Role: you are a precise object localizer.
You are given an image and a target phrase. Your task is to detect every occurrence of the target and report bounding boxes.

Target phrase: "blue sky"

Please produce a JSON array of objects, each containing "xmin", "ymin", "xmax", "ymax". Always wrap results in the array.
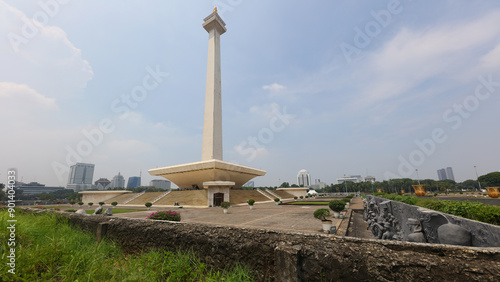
[{"xmin": 1, "ymin": 0, "xmax": 499, "ymax": 187}]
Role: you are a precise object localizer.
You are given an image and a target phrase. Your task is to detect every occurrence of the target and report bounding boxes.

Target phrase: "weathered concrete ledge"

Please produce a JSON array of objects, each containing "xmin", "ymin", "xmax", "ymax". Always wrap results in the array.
[{"xmin": 38, "ymin": 210, "xmax": 500, "ymax": 281}]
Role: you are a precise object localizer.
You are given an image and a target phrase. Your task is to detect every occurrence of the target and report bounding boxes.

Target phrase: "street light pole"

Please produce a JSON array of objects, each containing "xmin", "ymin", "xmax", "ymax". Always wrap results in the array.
[
  {"xmin": 474, "ymin": 166, "xmax": 482, "ymax": 192},
  {"xmin": 416, "ymin": 169, "xmax": 421, "ymax": 185}
]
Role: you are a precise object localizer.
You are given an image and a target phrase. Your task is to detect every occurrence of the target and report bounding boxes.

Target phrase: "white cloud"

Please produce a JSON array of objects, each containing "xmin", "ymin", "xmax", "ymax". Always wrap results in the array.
[
  {"xmin": 262, "ymin": 82, "xmax": 286, "ymax": 91},
  {"xmin": 0, "ymin": 1, "xmax": 93, "ymax": 99},
  {"xmin": 357, "ymin": 10, "xmax": 500, "ymax": 106}
]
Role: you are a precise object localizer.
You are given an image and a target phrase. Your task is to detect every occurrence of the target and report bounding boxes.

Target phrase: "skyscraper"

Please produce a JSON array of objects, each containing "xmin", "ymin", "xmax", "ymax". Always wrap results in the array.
[
  {"xmin": 297, "ymin": 169, "xmax": 311, "ymax": 187},
  {"xmin": 110, "ymin": 172, "xmax": 125, "ymax": 189},
  {"xmin": 66, "ymin": 163, "xmax": 95, "ymax": 191},
  {"xmin": 437, "ymin": 168, "xmax": 447, "ymax": 180},
  {"xmin": 445, "ymin": 167, "xmax": 455, "ymax": 181},
  {"xmin": 127, "ymin": 176, "xmax": 141, "ymax": 189},
  {"xmin": 437, "ymin": 167, "xmax": 455, "ymax": 181}
]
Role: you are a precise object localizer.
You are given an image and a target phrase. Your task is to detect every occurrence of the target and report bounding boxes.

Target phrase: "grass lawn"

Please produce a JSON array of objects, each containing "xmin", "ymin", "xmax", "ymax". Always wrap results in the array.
[
  {"xmin": 0, "ymin": 210, "xmax": 254, "ymax": 281},
  {"xmin": 288, "ymin": 202, "xmax": 329, "ymax": 205}
]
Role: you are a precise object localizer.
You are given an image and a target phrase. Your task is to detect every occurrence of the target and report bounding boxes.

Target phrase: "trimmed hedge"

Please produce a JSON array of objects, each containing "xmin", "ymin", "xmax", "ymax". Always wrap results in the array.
[{"xmin": 382, "ymin": 195, "xmax": 500, "ymax": 226}]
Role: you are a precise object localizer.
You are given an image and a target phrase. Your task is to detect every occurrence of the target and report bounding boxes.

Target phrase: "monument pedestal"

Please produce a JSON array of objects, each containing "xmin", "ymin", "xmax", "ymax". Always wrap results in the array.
[
  {"xmin": 148, "ymin": 8, "xmax": 266, "ymax": 202},
  {"xmin": 204, "ymin": 181, "xmax": 234, "ymax": 207}
]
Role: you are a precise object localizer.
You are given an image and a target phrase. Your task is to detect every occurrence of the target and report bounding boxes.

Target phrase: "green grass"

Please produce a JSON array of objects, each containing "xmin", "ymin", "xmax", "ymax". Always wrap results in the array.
[
  {"xmin": 288, "ymin": 201, "xmax": 329, "ymax": 205},
  {"xmin": 0, "ymin": 210, "xmax": 254, "ymax": 281}
]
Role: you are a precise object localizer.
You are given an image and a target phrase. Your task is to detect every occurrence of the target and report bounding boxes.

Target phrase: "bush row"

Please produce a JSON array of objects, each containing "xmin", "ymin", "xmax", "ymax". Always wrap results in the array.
[{"xmin": 380, "ymin": 195, "xmax": 500, "ymax": 226}]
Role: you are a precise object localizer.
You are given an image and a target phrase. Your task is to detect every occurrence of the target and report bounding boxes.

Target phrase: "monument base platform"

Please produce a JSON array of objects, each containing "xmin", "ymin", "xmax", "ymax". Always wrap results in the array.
[{"xmin": 148, "ymin": 159, "xmax": 266, "ymax": 189}]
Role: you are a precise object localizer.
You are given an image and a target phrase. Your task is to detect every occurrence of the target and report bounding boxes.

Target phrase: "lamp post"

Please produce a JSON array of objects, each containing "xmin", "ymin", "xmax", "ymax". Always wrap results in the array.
[
  {"xmin": 474, "ymin": 166, "xmax": 482, "ymax": 192},
  {"xmin": 416, "ymin": 169, "xmax": 421, "ymax": 185}
]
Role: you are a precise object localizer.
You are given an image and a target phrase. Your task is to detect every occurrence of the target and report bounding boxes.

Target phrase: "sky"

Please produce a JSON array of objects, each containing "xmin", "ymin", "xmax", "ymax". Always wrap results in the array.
[{"xmin": 1, "ymin": 0, "xmax": 500, "ymax": 188}]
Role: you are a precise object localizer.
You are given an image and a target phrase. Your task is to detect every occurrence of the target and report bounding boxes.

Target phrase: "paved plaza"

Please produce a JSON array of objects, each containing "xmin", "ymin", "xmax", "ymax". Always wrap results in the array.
[{"xmin": 112, "ymin": 200, "xmax": 347, "ymax": 234}]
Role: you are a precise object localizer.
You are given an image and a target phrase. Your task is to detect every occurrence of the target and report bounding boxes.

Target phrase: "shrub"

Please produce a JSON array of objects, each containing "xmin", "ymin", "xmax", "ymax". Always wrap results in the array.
[
  {"xmin": 145, "ymin": 202, "xmax": 152, "ymax": 208},
  {"xmin": 221, "ymin": 201, "xmax": 230, "ymax": 209},
  {"xmin": 88, "ymin": 202, "xmax": 93, "ymax": 206},
  {"xmin": 99, "ymin": 202, "xmax": 105, "ymax": 206},
  {"xmin": 111, "ymin": 201, "xmax": 118, "ymax": 207},
  {"xmin": 347, "ymin": 194, "xmax": 355, "ymax": 198},
  {"xmin": 69, "ymin": 200, "xmax": 75, "ymax": 205},
  {"xmin": 342, "ymin": 198, "xmax": 351, "ymax": 203},
  {"xmin": 274, "ymin": 198, "xmax": 280, "ymax": 203},
  {"xmin": 300, "ymin": 196, "xmax": 304, "ymax": 199},
  {"xmin": 313, "ymin": 208, "xmax": 330, "ymax": 221},
  {"xmin": 374, "ymin": 192, "xmax": 385, "ymax": 196},
  {"xmin": 56, "ymin": 201, "xmax": 62, "ymax": 204},
  {"xmin": 305, "ymin": 195, "xmax": 309, "ymax": 198},
  {"xmin": 64, "ymin": 209, "xmax": 77, "ymax": 213},
  {"xmin": 329, "ymin": 200, "xmax": 345, "ymax": 212},
  {"xmin": 147, "ymin": 210, "xmax": 181, "ymax": 221},
  {"xmin": 78, "ymin": 202, "xmax": 83, "ymax": 206},
  {"xmin": 294, "ymin": 196, "xmax": 298, "ymax": 200},
  {"xmin": 247, "ymin": 199, "xmax": 255, "ymax": 206}
]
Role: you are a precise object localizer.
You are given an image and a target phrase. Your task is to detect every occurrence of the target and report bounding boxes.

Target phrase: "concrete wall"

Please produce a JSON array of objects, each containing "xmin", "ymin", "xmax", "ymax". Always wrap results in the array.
[
  {"xmin": 56, "ymin": 212, "xmax": 500, "ymax": 282},
  {"xmin": 277, "ymin": 188, "xmax": 307, "ymax": 198},
  {"xmin": 80, "ymin": 191, "xmax": 131, "ymax": 204},
  {"xmin": 366, "ymin": 196, "xmax": 500, "ymax": 247}
]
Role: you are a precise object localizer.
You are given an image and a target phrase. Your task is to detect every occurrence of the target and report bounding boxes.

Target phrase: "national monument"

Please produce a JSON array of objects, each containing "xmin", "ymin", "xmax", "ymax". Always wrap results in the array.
[{"xmin": 148, "ymin": 7, "xmax": 266, "ymax": 207}]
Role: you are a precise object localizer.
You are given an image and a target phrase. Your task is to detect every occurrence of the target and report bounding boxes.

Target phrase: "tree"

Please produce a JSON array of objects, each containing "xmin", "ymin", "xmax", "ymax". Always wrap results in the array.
[
  {"xmin": 479, "ymin": 172, "xmax": 500, "ymax": 187},
  {"xmin": 291, "ymin": 184, "xmax": 299, "ymax": 188},
  {"xmin": 279, "ymin": 182, "xmax": 290, "ymax": 188}
]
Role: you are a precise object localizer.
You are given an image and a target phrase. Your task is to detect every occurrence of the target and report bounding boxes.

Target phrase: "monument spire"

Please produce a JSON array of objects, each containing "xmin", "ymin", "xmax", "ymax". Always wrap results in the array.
[{"xmin": 201, "ymin": 8, "xmax": 226, "ymax": 161}]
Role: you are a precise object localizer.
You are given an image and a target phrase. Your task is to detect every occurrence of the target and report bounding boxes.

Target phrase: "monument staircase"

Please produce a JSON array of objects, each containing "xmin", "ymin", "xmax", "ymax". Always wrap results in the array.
[
  {"xmin": 151, "ymin": 191, "xmax": 171, "ymax": 204},
  {"xmin": 266, "ymin": 189, "xmax": 281, "ymax": 199},
  {"xmin": 106, "ymin": 192, "xmax": 139, "ymax": 204},
  {"xmin": 123, "ymin": 191, "xmax": 145, "ymax": 204},
  {"xmin": 273, "ymin": 190, "xmax": 295, "ymax": 199},
  {"xmin": 229, "ymin": 190, "xmax": 271, "ymax": 205},
  {"xmin": 126, "ymin": 192, "xmax": 166, "ymax": 205},
  {"xmin": 154, "ymin": 190, "xmax": 208, "ymax": 206},
  {"xmin": 256, "ymin": 188, "xmax": 275, "ymax": 200}
]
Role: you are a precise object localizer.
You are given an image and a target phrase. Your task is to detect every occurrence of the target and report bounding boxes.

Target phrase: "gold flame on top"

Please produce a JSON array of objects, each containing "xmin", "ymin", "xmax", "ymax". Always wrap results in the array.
[{"xmin": 213, "ymin": 6, "xmax": 217, "ymax": 13}]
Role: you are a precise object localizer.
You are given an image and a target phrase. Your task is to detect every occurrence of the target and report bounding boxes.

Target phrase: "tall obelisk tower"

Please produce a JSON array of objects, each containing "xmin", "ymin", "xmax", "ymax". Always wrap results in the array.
[{"xmin": 201, "ymin": 7, "xmax": 226, "ymax": 161}]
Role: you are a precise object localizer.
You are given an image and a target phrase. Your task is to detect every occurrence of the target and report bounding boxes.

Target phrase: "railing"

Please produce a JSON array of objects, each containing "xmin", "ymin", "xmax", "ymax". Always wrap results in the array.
[
  {"xmin": 256, "ymin": 188, "xmax": 274, "ymax": 200},
  {"xmin": 123, "ymin": 191, "xmax": 145, "ymax": 204},
  {"xmin": 151, "ymin": 191, "xmax": 171, "ymax": 204},
  {"xmin": 266, "ymin": 189, "xmax": 280, "ymax": 199}
]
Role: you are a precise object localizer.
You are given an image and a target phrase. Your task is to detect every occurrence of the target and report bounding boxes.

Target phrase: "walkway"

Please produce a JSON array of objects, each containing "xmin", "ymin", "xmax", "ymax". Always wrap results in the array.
[{"xmin": 112, "ymin": 201, "xmax": 342, "ymax": 234}]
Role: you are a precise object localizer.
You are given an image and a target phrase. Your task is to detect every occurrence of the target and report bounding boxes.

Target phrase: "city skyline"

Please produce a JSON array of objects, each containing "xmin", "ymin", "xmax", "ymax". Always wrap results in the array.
[{"xmin": 2, "ymin": 1, "xmax": 500, "ymax": 187}]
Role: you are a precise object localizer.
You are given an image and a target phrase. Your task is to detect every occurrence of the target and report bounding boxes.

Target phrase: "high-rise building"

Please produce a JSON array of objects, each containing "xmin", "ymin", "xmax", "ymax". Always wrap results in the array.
[
  {"xmin": 150, "ymin": 179, "xmax": 171, "ymax": 189},
  {"xmin": 297, "ymin": 169, "xmax": 311, "ymax": 187},
  {"xmin": 445, "ymin": 167, "xmax": 455, "ymax": 181},
  {"xmin": 437, "ymin": 167, "xmax": 455, "ymax": 181},
  {"xmin": 337, "ymin": 175, "xmax": 363, "ymax": 184},
  {"xmin": 127, "ymin": 176, "xmax": 141, "ymax": 189},
  {"xmin": 110, "ymin": 172, "xmax": 125, "ymax": 188},
  {"xmin": 94, "ymin": 178, "xmax": 111, "ymax": 190},
  {"xmin": 310, "ymin": 179, "xmax": 326, "ymax": 190},
  {"xmin": 66, "ymin": 163, "xmax": 95, "ymax": 191},
  {"xmin": 437, "ymin": 168, "xmax": 446, "ymax": 180},
  {"xmin": 365, "ymin": 176, "xmax": 376, "ymax": 183}
]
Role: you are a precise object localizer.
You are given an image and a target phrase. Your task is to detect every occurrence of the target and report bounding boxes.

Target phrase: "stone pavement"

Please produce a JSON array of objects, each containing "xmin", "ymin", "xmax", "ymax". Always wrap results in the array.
[{"xmin": 112, "ymin": 201, "xmax": 342, "ymax": 234}]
